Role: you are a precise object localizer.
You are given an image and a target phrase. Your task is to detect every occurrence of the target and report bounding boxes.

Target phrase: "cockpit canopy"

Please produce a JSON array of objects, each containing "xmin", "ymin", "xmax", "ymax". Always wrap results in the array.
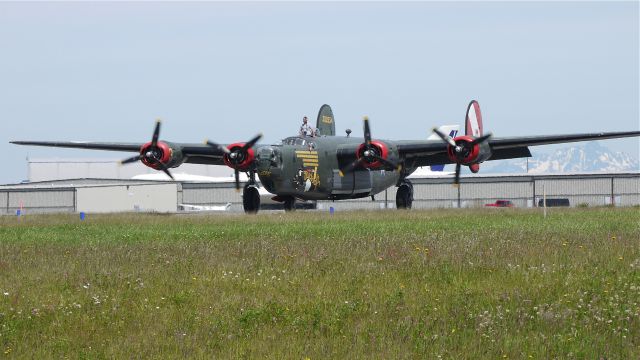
[{"xmin": 282, "ymin": 137, "xmax": 309, "ymax": 146}]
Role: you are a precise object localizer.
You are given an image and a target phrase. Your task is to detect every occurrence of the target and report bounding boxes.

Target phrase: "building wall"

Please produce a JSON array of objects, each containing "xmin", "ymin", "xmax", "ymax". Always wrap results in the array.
[
  {"xmin": 76, "ymin": 184, "xmax": 178, "ymax": 213},
  {"xmin": 1, "ymin": 173, "xmax": 638, "ymax": 214},
  {"xmin": 0, "ymin": 190, "xmax": 75, "ymax": 215}
]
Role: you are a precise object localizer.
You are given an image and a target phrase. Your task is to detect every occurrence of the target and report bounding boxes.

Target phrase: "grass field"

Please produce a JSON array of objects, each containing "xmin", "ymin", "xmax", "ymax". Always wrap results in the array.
[{"xmin": 0, "ymin": 208, "xmax": 639, "ymax": 359}]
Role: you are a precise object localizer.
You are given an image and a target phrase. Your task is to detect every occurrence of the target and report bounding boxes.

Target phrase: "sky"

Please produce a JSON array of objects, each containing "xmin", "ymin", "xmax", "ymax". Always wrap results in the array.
[{"xmin": 0, "ymin": 1, "xmax": 638, "ymax": 183}]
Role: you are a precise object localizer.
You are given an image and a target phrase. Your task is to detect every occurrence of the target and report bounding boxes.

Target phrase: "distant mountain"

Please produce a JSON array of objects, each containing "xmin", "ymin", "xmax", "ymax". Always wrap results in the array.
[{"xmin": 481, "ymin": 142, "xmax": 639, "ymax": 174}]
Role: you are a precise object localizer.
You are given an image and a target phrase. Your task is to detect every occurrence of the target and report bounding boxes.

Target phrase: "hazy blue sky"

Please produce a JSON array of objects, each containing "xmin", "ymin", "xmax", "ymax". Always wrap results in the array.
[{"xmin": 1, "ymin": 1, "xmax": 638, "ymax": 183}]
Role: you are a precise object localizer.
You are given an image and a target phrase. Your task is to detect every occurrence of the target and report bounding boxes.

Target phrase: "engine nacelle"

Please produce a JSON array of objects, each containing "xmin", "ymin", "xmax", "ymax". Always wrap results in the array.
[
  {"xmin": 139, "ymin": 141, "xmax": 184, "ymax": 170},
  {"xmin": 446, "ymin": 135, "xmax": 492, "ymax": 165},
  {"xmin": 223, "ymin": 142, "xmax": 256, "ymax": 171},
  {"xmin": 356, "ymin": 140, "xmax": 389, "ymax": 169}
]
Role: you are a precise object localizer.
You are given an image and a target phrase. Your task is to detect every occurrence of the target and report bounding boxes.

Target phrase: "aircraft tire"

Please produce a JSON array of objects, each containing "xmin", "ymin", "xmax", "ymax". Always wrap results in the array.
[
  {"xmin": 396, "ymin": 183, "xmax": 413, "ymax": 210},
  {"xmin": 283, "ymin": 196, "xmax": 296, "ymax": 212},
  {"xmin": 243, "ymin": 185, "xmax": 260, "ymax": 214}
]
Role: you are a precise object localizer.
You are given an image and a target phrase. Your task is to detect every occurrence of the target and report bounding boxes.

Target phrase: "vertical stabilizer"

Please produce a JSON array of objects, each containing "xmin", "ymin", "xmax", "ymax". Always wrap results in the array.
[
  {"xmin": 316, "ymin": 104, "xmax": 335, "ymax": 136},
  {"xmin": 465, "ymin": 100, "xmax": 483, "ymax": 137}
]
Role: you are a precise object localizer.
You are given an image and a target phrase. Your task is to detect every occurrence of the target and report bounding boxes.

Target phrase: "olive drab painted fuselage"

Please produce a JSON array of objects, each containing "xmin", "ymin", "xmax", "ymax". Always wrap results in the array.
[{"xmin": 255, "ymin": 136, "xmax": 402, "ymax": 201}]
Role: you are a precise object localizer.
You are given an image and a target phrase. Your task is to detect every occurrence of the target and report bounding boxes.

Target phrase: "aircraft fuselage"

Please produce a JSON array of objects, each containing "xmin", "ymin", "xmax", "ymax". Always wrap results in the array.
[{"xmin": 255, "ymin": 136, "xmax": 401, "ymax": 201}]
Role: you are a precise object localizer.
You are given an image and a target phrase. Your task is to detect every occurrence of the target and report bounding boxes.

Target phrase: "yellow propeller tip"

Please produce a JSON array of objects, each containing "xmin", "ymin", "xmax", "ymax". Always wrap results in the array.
[
  {"xmin": 338, "ymin": 171, "xmax": 344, "ymax": 177},
  {"xmin": 363, "ymin": 116, "xmax": 369, "ymax": 121},
  {"xmin": 203, "ymin": 139, "xmax": 209, "ymax": 144}
]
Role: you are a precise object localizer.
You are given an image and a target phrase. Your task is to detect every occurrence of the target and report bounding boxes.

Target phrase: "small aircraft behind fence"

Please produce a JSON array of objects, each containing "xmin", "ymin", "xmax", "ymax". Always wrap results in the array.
[{"xmin": 11, "ymin": 101, "xmax": 640, "ymax": 213}]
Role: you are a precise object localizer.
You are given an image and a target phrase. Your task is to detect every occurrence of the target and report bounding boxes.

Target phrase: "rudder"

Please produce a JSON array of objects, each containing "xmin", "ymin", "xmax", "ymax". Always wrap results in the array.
[
  {"xmin": 465, "ymin": 100, "xmax": 483, "ymax": 137},
  {"xmin": 316, "ymin": 104, "xmax": 335, "ymax": 136}
]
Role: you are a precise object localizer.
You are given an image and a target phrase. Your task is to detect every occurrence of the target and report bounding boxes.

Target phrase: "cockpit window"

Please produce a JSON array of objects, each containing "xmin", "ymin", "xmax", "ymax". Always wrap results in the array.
[{"xmin": 283, "ymin": 137, "xmax": 307, "ymax": 146}]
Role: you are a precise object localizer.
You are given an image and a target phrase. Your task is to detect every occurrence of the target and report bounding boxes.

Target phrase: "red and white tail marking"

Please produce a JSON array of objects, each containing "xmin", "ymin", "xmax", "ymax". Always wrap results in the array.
[{"xmin": 465, "ymin": 100, "xmax": 483, "ymax": 137}]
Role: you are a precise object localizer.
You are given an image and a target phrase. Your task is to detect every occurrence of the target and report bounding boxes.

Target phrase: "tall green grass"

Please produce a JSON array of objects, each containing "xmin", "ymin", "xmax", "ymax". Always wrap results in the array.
[{"xmin": 1, "ymin": 208, "xmax": 638, "ymax": 358}]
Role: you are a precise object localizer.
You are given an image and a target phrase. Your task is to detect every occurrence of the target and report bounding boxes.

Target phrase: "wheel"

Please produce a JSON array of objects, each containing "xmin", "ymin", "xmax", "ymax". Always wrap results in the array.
[
  {"xmin": 396, "ymin": 183, "xmax": 413, "ymax": 210},
  {"xmin": 242, "ymin": 185, "xmax": 260, "ymax": 214},
  {"xmin": 283, "ymin": 196, "xmax": 296, "ymax": 212}
]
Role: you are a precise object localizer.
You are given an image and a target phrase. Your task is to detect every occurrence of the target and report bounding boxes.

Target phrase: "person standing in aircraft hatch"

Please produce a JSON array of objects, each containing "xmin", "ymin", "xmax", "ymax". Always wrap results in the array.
[{"xmin": 299, "ymin": 116, "xmax": 315, "ymax": 137}]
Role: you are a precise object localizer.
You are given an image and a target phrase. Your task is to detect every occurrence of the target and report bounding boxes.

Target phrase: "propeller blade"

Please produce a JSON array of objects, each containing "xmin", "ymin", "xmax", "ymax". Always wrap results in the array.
[
  {"xmin": 150, "ymin": 158, "xmax": 174, "ymax": 180},
  {"xmin": 144, "ymin": 152, "xmax": 174, "ymax": 180},
  {"xmin": 363, "ymin": 116, "xmax": 372, "ymax": 146},
  {"xmin": 241, "ymin": 133, "xmax": 263, "ymax": 151},
  {"xmin": 161, "ymin": 168, "xmax": 174, "ymax": 180},
  {"xmin": 454, "ymin": 163, "xmax": 461, "ymax": 185},
  {"xmin": 205, "ymin": 140, "xmax": 231, "ymax": 154},
  {"xmin": 432, "ymin": 127, "xmax": 457, "ymax": 147},
  {"xmin": 470, "ymin": 133, "xmax": 492, "ymax": 146},
  {"xmin": 151, "ymin": 119, "xmax": 161, "ymax": 146},
  {"xmin": 339, "ymin": 158, "xmax": 365, "ymax": 176},
  {"xmin": 120, "ymin": 154, "xmax": 142, "ymax": 165},
  {"xmin": 371, "ymin": 155, "xmax": 401, "ymax": 172},
  {"xmin": 234, "ymin": 168, "xmax": 240, "ymax": 191}
]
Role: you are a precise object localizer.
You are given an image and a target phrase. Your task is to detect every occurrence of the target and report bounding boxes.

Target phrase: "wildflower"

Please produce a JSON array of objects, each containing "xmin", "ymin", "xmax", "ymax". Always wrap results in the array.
[{"xmin": 3, "ymin": 292, "xmax": 8, "ymax": 296}]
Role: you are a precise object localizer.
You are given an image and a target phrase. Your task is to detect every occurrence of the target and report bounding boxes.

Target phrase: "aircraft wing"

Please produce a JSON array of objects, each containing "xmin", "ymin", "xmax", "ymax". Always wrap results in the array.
[
  {"xmin": 10, "ymin": 140, "xmax": 229, "ymax": 165},
  {"xmin": 397, "ymin": 131, "xmax": 640, "ymax": 167}
]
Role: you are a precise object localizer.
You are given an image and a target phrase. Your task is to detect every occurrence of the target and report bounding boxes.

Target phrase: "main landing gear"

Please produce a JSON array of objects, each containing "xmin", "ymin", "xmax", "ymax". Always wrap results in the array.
[
  {"xmin": 282, "ymin": 196, "xmax": 296, "ymax": 212},
  {"xmin": 242, "ymin": 172, "xmax": 260, "ymax": 214},
  {"xmin": 396, "ymin": 180, "xmax": 414, "ymax": 210}
]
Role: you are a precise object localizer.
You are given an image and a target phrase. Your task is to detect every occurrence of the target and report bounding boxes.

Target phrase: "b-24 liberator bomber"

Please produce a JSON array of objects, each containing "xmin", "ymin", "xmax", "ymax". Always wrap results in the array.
[{"xmin": 11, "ymin": 101, "xmax": 640, "ymax": 213}]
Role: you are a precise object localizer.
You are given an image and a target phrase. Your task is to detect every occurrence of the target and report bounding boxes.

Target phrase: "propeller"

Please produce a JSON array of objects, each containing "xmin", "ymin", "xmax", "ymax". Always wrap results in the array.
[
  {"xmin": 431, "ymin": 127, "xmax": 492, "ymax": 185},
  {"xmin": 205, "ymin": 133, "xmax": 262, "ymax": 190},
  {"xmin": 120, "ymin": 120, "xmax": 174, "ymax": 180},
  {"xmin": 339, "ymin": 117, "xmax": 401, "ymax": 176}
]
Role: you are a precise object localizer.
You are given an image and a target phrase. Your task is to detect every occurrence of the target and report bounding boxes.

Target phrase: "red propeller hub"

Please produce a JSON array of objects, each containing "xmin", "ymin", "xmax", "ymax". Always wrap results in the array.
[
  {"xmin": 447, "ymin": 136, "xmax": 480, "ymax": 165},
  {"xmin": 223, "ymin": 142, "xmax": 255, "ymax": 171},
  {"xmin": 139, "ymin": 141, "xmax": 172, "ymax": 170},
  {"xmin": 356, "ymin": 140, "xmax": 389, "ymax": 169}
]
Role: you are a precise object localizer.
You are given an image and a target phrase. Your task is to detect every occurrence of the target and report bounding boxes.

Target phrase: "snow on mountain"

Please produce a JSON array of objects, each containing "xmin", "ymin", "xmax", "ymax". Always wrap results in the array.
[{"xmin": 481, "ymin": 142, "xmax": 639, "ymax": 174}]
